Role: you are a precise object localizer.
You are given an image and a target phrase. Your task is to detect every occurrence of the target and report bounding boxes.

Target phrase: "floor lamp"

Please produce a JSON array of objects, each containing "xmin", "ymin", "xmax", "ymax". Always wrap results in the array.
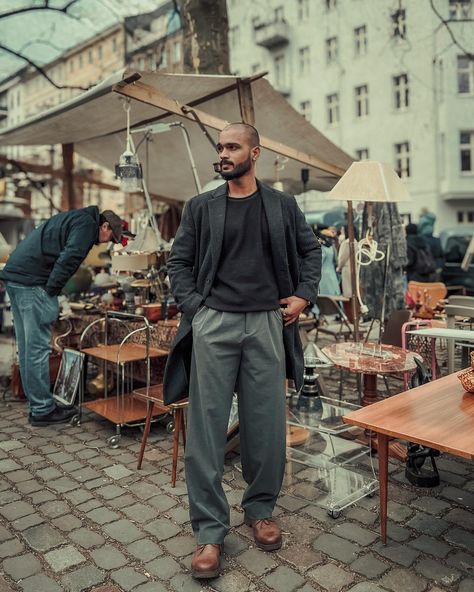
[{"xmin": 327, "ymin": 161, "xmax": 411, "ymax": 342}]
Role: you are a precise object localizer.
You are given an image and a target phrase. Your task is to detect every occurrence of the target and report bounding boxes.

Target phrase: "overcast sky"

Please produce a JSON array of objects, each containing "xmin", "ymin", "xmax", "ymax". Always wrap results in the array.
[{"xmin": 0, "ymin": 0, "xmax": 161, "ymax": 80}]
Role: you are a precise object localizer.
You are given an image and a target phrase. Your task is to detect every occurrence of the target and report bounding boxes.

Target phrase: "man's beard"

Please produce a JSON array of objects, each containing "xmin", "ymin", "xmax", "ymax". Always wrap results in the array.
[{"xmin": 219, "ymin": 155, "xmax": 252, "ymax": 180}]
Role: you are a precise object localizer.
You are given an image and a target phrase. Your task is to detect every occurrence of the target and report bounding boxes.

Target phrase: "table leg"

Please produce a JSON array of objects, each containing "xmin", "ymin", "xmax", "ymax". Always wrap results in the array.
[
  {"xmin": 362, "ymin": 373, "xmax": 378, "ymax": 406},
  {"xmin": 378, "ymin": 432, "xmax": 389, "ymax": 545}
]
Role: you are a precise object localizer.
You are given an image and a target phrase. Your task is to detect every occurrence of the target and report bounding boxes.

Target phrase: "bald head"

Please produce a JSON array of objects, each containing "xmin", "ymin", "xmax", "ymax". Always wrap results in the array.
[{"xmin": 221, "ymin": 123, "xmax": 260, "ymax": 148}]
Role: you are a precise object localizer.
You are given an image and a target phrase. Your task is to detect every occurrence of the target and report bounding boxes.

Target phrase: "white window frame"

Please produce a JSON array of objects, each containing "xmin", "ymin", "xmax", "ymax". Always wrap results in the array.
[
  {"xmin": 326, "ymin": 37, "xmax": 338, "ymax": 64},
  {"xmin": 326, "ymin": 93, "xmax": 339, "ymax": 125},
  {"xmin": 355, "ymin": 148, "xmax": 369, "ymax": 160},
  {"xmin": 460, "ymin": 130, "xmax": 474, "ymax": 173},
  {"xmin": 457, "ymin": 56, "xmax": 474, "ymax": 94},
  {"xmin": 172, "ymin": 40, "xmax": 181, "ymax": 64},
  {"xmin": 274, "ymin": 54, "xmax": 286, "ymax": 87},
  {"xmin": 449, "ymin": 0, "xmax": 472, "ymax": 19},
  {"xmin": 300, "ymin": 100, "xmax": 312, "ymax": 121},
  {"xmin": 298, "ymin": 0, "xmax": 310, "ymax": 21},
  {"xmin": 355, "ymin": 84, "xmax": 369, "ymax": 117},
  {"xmin": 395, "ymin": 142, "xmax": 411, "ymax": 178},
  {"xmin": 326, "ymin": 0, "xmax": 337, "ymax": 10},
  {"xmin": 393, "ymin": 73, "xmax": 409, "ymax": 109},
  {"xmin": 391, "ymin": 9, "xmax": 406, "ymax": 38},
  {"xmin": 229, "ymin": 26, "xmax": 240, "ymax": 49},
  {"xmin": 299, "ymin": 46, "xmax": 310, "ymax": 75},
  {"xmin": 354, "ymin": 25, "xmax": 367, "ymax": 56}
]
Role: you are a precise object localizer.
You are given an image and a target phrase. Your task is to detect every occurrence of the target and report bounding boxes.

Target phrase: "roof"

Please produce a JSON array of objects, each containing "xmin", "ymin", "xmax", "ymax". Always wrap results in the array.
[{"xmin": 0, "ymin": 70, "xmax": 354, "ymax": 202}]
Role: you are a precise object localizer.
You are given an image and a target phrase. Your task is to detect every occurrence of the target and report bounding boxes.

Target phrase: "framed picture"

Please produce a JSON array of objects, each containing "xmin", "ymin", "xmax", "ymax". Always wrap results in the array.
[{"xmin": 53, "ymin": 348, "xmax": 85, "ymax": 407}]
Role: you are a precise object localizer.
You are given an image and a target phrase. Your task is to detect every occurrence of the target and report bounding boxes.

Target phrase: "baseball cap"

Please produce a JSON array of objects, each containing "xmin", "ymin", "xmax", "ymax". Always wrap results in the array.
[{"xmin": 101, "ymin": 210, "xmax": 135, "ymax": 244}]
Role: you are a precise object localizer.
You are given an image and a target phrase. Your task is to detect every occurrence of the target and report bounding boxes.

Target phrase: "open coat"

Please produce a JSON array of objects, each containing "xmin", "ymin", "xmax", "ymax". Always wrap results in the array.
[{"xmin": 162, "ymin": 181, "xmax": 322, "ymax": 405}]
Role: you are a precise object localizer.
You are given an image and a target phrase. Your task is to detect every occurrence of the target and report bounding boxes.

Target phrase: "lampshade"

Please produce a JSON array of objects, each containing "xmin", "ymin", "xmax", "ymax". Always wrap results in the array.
[
  {"xmin": 123, "ymin": 224, "xmax": 171, "ymax": 253},
  {"xmin": 327, "ymin": 161, "xmax": 411, "ymax": 203}
]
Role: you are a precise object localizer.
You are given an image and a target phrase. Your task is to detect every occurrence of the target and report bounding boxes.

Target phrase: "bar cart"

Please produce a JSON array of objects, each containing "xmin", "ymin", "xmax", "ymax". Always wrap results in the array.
[{"xmin": 76, "ymin": 311, "xmax": 169, "ymax": 447}]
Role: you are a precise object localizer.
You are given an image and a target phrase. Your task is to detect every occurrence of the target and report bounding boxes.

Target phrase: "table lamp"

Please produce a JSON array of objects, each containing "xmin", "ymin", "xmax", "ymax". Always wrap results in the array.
[{"xmin": 327, "ymin": 161, "xmax": 411, "ymax": 340}]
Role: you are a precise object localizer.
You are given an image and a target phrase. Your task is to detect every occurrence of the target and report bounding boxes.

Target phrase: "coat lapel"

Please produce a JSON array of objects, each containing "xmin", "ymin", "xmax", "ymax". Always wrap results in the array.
[
  {"xmin": 259, "ymin": 182, "xmax": 293, "ymax": 296},
  {"xmin": 208, "ymin": 183, "xmax": 228, "ymax": 271}
]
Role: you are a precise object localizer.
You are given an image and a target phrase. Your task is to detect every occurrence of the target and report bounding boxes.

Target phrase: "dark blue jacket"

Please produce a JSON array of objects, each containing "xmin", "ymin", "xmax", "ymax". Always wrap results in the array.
[{"xmin": 2, "ymin": 206, "xmax": 99, "ymax": 295}]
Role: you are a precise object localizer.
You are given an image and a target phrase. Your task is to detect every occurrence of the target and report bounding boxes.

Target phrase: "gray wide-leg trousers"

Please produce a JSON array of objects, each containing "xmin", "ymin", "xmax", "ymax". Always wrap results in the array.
[{"xmin": 185, "ymin": 307, "xmax": 287, "ymax": 544}]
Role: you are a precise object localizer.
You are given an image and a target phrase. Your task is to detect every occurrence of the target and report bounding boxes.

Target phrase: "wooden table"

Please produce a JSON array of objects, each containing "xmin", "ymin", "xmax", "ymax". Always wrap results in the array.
[{"xmin": 342, "ymin": 372, "xmax": 474, "ymax": 543}]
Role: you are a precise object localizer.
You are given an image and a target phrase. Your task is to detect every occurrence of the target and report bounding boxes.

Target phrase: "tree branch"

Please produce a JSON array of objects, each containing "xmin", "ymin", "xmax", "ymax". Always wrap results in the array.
[
  {"xmin": 0, "ymin": 0, "xmax": 82, "ymax": 21},
  {"xmin": 429, "ymin": 0, "xmax": 474, "ymax": 60},
  {"xmin": 0, "ymin": 44, "xmax": 91, "ymax": 91}
]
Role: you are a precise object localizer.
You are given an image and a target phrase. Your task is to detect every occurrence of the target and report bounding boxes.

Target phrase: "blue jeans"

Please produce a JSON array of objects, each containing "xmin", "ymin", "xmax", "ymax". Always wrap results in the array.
[{"xmin": 6, "ymin": 283, "xmax": 59, "ymax": 416}]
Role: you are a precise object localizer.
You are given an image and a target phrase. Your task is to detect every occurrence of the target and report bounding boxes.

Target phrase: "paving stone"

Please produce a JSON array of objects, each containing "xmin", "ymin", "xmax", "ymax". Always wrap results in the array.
[
  {"xmin": 47, "ymin": 451, "xmax": 75, "ymax": 464},
  {"xmin": 213, "ymin": 570, "xmax": 252, "ymax": 592},
  {"xmin": 331, "ymin": 522, "xmax": 378, "ymax": 546},
  {"xmin": 224, "ymin": 532, "xmax": 249, "ymax": 556},
  {"xmin": 61, "ymin": 566, "xmax": 106, "ymax": 592},
  {"xmin": 415, "ymin": 558, "xmax": 462, "ymax": 586},
  {"xmin": 39, "ymin": 500, "xmax": 70, "ymax": 518},
  {"xmin": 90, "ymin": 545, "xmax": 128, "ymax": 569},
  {"xmin": 62, "ymin": 461, "xmax": 86, "ymax": 472},
  {"xmin": 312, "ymin": 533, "xmax": 361, "ymax": 563},
  {"xmin": 76, "ymin": 448, "xmax": 100, "ymax": 459},
  {"xmin": 51, "ymin": 514, "xmax": 83, "ymax": 532},
  {"xmin": 347, "ymin": 584, "xmax": 387, "ymax": 592},
  {"xmin": 121, "ymin": 503, "xmax": 158, "ymax": 523},
  {"xmin": 103, "ymin": 464, "xmax": 134, "ymax": 480},
  {"xmin": 127, "ymin": 538, "xmax": 163, "ymax": 562},
  {"xmin": 459, "ymin": 580, "xmax": 474, "ymax": 592},
  {"xmin": 71, "ymin": 467, "xmax": 103, "ymax": 483},
  {"xmin": 344, "ymin": 506, "xmax": 378, "ymax": 526},
  {"xmin": 20, "ymin": 454, "xmax": 46, "ymax": 466},
  {"xmin": 84, "ymin": 477, "xmax": 109, "ymax": 489},
  {"xmin": 127, "ymin": 481, "xmax": 160, "ymax": 500},
  {"xmin": 106, "ymin": 494, "xmax": 137, "ymax": 509},
  {"xmin": 144, "ymin": 518, "xmax": 181, "ymax": 541},
  {"xmin": 86, "ymin": 507, "xmax": 120, "ymax": 525},
  {"xmin": 387, "ymin": 500, "xmax": 414, "ymax": 522},
  {"xmin": 445, "ymin": 551, "xmax": 474, "ymax": 575},
  {"xmin": 0, "ymin": 501, "xmax": 35, "ymax": 521},
  {"xmin": 103, "ymin": 519, "xmax": 146, "ymax": 544},
  {"xmin": 11, "ymin": 512, "xmax": 44, "ymax": 531},
  {"xmin": 3, "ymin": 552, "xmax": 42, "ymax": 580},
  {"xmin": 96, "ymin": 484, "xmax": 126, "ymax": 499},
  {"xmin": 373, "ymin": 540, "xmax": 421, "ymax": 567},
  {"xmin": 278, "ymin": 515, "xmax": 323, "ymax": 545},
  {"xmin": 0, "ymin": 538, "xmax": 24, "ymax": 559},
  {"xmin": 445, "ymin": 508, "xmax": 474, "ymax": 531},
  {"xmin": 0, "ymin": 526, "xmax": 11, "ymax": 543},
  {"xmin": 386, "ymin": 521, "xmax": 411, "ymax": 542},
  {"xmin": 63, "ymin": 488, "xmax": 92, "ymax": 505},
  {"xmin": 15, "ymin": 480, "xmax": 43, "ymax": 494},
  {"xmin": 234, "ymin": 547, "xmax": 277, "ymax": 576},
  {"xmin": 21, "ymin": 523, "xmax": 66, "ymax": 552},
  {"xmin": 169, "ymin": 573, "xmax": 204, "ymax": 591},
  {"xmin": 438, "ymin": 470, "xmax": 467, "ymax": 487},
  {"xmin": 381, "ymin": 567, "xmax": 428, "ymax": 592},
  {"xmin": 263, "ymin": 565, "xmax": 305, "ymax": 592},
  {"xmin": 69, "ymin": 528, "xmax": 105, "ymax": 549},
  {"xmin": 0, "ymin": 441, "xmax": 25, "ymax": 451},
  {"xmin": 19, "ymin": 574, "xmax": 62, "ymax": 592},
  {"xmin": 76, "ymin": 499, "xmax": 102, "ymax": 513},
  {"xmin": 45, "ymin": 545, "xmax": 86, "ymax": 572},
  {"xmin": 277, "ymin": 545, "xmax": 323, "ymax": 572},
  {"xmin": 0, "ymin": 490, "xmax": 21, "ymax": 505},
  {"xmin": 134, "ymin": 582, "xmax": 167, "ymax": 592},
  {"xmin": 91, "ymin": 586, "xmax": 124, "ymax": 592},
  {"xmin": 308, "ymin": 563, "xmax": 354, "ymax": 591},
  {"xmin": 350, "ymin": 552, "xmax": 390, "ymax": 579},
  {"xmin": 408, "ymin": 534, "xmax": 452, "ymax": 558},
  {"xmin": 277, "ymin": 495, "xmax": 309, "ymax": 512},
  {"xmin": 147, "ymin": 494, "xmax": 178, "ymax": 512},
  {"xmin": 161, "ymin": 482, "xmax": 188, "ymax": 496},
  {"xmin": 49, "ymin": 476, "xmax": 78, "ymax": 493},
  {"xmin": 35, "ymin": 466, "xmax": 63, "ymax": 480},
  {"xmin": 406, "ymin": 513, "xmax": 450, "ymax": 537},
  {"xmin": 440, "ymin": 487, "xmax": 474, "ymax": 509},
  {"xmin": 145, "ymin": 555, "xmax": 182, "ymax": 579},
  {"xmin": 411, "ymin": 497, "xmax": 451, "ymax": 516},
  {"xmin": 111, "ymin": 567, "xmax": 148, "ymax": 591},
  {"xmin": 444, "ymin": 527, "xmax": 473, "ymax": 550},
  {"xmin": 0, "ymin": 459, "xmax": 21, "ymax": 472},
  {"xmin": 6, "ymin": 470, "xmax": 34, "ymax": 483},
  {"xmin": 162, "ymin": 535, "xmax": 196, "ymax": 557},
  {"xmin": 296, "ymin": 585, "xmax": 319, "ymax": 592}
]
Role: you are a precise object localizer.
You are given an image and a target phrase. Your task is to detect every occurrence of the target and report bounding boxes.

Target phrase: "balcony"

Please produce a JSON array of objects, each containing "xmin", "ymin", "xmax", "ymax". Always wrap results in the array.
[
  {"xmin": 0, "ymin": 105, "xmax": 7, "ymax": 121},
  {"xmin": 255, "ymin": 20, "xmax": 290, "ymax": 49}
]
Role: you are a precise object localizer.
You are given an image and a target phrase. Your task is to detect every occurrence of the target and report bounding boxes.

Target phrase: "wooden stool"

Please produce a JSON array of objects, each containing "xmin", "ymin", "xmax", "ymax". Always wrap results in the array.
[{"xmin": 133, "ymin": 385, "xmax": 188, "ymax": 487}]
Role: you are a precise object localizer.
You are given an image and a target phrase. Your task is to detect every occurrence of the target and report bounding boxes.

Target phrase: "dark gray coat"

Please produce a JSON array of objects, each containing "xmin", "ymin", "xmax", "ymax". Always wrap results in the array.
[{"xmin": 163, "ymin": 181, "xmax": 321, "ymax": 405}]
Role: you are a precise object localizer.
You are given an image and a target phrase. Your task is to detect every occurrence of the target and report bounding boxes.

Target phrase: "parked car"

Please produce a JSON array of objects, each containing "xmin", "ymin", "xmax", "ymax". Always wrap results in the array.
[{"xmin": 440, "ymin": 225, "xmax": 474, "ymax": 294}]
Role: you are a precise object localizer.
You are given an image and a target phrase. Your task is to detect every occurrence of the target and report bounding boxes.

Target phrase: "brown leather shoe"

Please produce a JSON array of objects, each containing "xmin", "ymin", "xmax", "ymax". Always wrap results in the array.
[
  {"xmin": 245, "ymin": 517, "xmax": 282, "ymax": 551},
  {"xmin": 191, "ymin": 543, "xmax": 222, "ymax": 579}
]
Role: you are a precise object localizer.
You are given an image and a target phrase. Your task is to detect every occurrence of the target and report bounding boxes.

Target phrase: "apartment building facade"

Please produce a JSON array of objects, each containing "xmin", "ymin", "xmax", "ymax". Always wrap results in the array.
[{"xmin": 227, "ymin": 0, "xmax": 474, "ymax": 230}]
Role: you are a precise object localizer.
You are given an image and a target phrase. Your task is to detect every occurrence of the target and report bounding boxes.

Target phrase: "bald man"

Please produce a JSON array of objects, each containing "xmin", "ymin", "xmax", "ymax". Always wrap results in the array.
[{"xmin": 164, "ymin": 123, "xmax": 321, "ymax": 579}]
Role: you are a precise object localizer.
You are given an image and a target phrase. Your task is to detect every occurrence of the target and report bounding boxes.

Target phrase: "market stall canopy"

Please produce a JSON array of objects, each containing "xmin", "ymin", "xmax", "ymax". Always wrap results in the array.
[{"xmin": 0, "ymin": 70, "xmax": 353, "ymax": 201}]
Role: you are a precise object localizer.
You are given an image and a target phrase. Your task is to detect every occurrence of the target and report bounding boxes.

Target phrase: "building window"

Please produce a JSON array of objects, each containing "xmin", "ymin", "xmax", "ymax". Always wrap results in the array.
[
  {"xmin": 326, "ymin": 37, "xmax": 338, "ymax": 64},
  {"xmin": 326, "ymin": 93, "xmax": 339, "ymax": 125},
  {"xmin": 274, "ymin": 54, "xmax": 286, "ymax": 87},
  {"xmin": 79, "ymin": 54, "xmax": 83, "ymax": 68},
  {"xmin": 69, "ymin": 60, "xmax": 74, "ymax": 72},
  {"xmin": 458, "ymin": 56, "xmax": 474, "ymax": 94},
  {"xmin": 97, "ymin": 45, "xmax": 103, "ymax": 59},
  {"xmin": 300, "ymin": 100, "xmax": 312, "ymax": 121},
  {"xmin": 355, "ymin": 148, "xmax": 369, "ymax": 160},
  {"xmin": 355, "ymin": 84, "xmax": 369, "ymax": 117},
  {"xmin": 112, "ymin": 37, "xmax": 117, "ymax": 52},
  {"xmin": 460, "ymin": 131, "xmax": 474, "ymax": 172},
  {"xmin": 395, "ymin": 142, "xmax": 411, "ymax": 178},
  {"xmin": 299, "ymin": 46, "xmax": 310, "ymax": 75},
  {"xmin": 449, "ymin": 0, "xmax": 472, "ymax": 19},
  {"xmin": 298, "ymin": 0, "xmax": 310, "ymax": 21},
  {"xmin": 274, "ymin": 6, "xmax": 284, "ymax": 21},
  {"xmin": 393, "ymin": 73, "xmax": 409, "ymax": 109},
  {"xmin": 391, "ymin": 9, "xmax": 406, "ymax": 38},
  {"xmin": 354, "ymin": 25, "xmax": 367, "ymax": 56},
  {"xmin": 88, "ymin": 49, "xmax": 93, "ymax": 64},
  {"xmin": 172, "ymin": 41, "xmax": 181, "ymax": 64},
  {"xmin": 160, "ymin": 47, "xmax": 168, "ymax": 68},
  {"xmin": 326, "ymin": 0, "xmax": 337, "ymax": 10},
  {"xmin": 229, "ymin": 25, "xmax": 240, "ymax": 49},
  {"xmin": 458, "ymin": 210, "xmax": 474, "ymax": 222}
]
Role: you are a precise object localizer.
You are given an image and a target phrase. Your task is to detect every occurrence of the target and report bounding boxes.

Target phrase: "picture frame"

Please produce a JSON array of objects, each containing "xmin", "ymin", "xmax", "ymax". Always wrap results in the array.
[{"xmin": 53, "ymin": 348, "xmax": 85, "ymax": 407}]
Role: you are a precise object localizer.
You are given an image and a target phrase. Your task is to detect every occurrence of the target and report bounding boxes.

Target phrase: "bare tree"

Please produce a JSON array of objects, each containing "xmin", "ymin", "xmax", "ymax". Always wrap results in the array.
[{"xmin": 177, "ymin": 0, "xmax": 230, "ymax": 75}]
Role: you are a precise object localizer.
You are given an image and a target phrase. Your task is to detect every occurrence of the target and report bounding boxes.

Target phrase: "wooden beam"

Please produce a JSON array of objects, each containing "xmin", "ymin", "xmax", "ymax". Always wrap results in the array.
[
  {"xmin": 112, "ymin": 80, "xmax": 346, "ymax": 178},
  {"xmin": 236, "ymin": 78, "xmax": 255, "ymax": 125}
]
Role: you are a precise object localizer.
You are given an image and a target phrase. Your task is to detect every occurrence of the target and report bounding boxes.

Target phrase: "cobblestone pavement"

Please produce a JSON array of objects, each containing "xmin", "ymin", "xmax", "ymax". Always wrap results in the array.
[{"xmin": 0, "ymin": 331, "xmax": 473, "ymax": 592}]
